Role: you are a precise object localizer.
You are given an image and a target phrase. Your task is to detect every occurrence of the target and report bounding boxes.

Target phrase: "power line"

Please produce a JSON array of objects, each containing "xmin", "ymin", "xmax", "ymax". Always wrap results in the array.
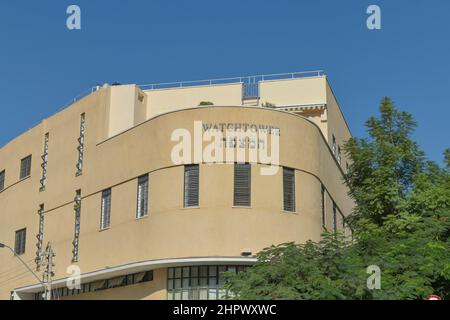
[
  {"xmin": 0, "ymin": 258, "xmax": 36, "ymax": 279},
  {"xmin": 1, "ymin": 242, "xmax": 60, "ymax": 300},
  {"xmin": 0, "ymin": 270, "xmax": 33, "ymax": 288}
]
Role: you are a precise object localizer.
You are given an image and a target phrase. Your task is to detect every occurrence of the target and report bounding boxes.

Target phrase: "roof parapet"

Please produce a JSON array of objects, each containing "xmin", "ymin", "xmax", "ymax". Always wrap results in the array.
[{"xmin": 139, "ymin": 70, "xmax": 324, "ymax": 91}]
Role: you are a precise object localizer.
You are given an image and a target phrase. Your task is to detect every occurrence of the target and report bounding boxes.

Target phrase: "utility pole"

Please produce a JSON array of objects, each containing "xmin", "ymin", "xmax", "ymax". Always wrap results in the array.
[
  {"xmin": 0, "ymin": 242, "xmax": 47, "ymax": 300},
  {"xmin": 42, "ymin": 242, "xmax": 55, "ymax": 300}
]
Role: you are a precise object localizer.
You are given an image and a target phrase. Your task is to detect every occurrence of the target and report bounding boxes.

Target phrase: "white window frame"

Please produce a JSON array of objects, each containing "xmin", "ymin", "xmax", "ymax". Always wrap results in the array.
[
  {"xmin": 136, "ymin": 175, "xmax": 149, "ymax": 218},
  {"xmin": 100, "ymin": 189, "xmax": 111, "ymax": 230}
]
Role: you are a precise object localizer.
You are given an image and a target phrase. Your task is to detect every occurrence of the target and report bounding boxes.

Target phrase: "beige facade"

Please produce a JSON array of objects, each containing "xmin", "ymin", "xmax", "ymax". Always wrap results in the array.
[{"xmin": 0, "ymin": 72, "xmax": 353, "ymax": 300}]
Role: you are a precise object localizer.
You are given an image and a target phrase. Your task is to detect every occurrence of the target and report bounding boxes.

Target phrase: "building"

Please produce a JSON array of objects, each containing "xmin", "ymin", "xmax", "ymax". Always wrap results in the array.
[{"xmin": 0, "ymin": 71, "xmax": 353, "ymax": 300}]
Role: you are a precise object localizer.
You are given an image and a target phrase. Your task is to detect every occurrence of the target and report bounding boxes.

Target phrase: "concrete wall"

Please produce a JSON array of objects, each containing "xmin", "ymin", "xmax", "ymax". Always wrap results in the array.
[{"xmin": 106, "ymin": 85, "xmax": 148, "ymax": 138}]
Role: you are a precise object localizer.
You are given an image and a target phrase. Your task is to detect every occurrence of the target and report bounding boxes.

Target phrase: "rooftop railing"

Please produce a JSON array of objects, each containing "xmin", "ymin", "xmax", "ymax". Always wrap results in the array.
[
  {"xmin": 28, "ymin": 70, "xmax": 323, "ymax": 132},
  {"xmin": 56, "ymin": 71, "xmax": 324, "ymax": 113},
  {"xmin": 139, "ymin": 70, "xmax": 324, "ymax": 91},
  {"xmin": 57, "ymin": 86, "xmax": 98, "ymax": 112}
]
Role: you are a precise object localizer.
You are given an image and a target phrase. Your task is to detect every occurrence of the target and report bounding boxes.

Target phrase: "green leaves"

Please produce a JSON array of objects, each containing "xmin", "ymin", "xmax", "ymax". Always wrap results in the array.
[
  {"xmin": 225, "ymin": 236, "xmax": 369, "ymax": 300},
  {"xmin": 226, "ymin": 209, "xmax": 450, "ymax": 299},
  {"xmin": 225, "ymin": 97, "xmax": 450, "ymax": 300},
  {"xmin": 344, "ymin": 97, "xmax": 425, "ymax": 227}
]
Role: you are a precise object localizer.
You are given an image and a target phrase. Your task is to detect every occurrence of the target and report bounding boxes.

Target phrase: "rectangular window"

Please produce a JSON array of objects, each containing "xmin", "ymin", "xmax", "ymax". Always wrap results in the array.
[
  {"xmin": 184, "ymin": 165, "xmax": 199, "ymax": 208},
  {"xmin": 337, "ymin": 146, "xmax": 342, "ymax": 164},
  {"xmin": 100, "ymin": 189, "xmax": 111, "ymax": 230},
  {"xmin": 332, "ymin": 135, "xmax": 337, "ymax": 155},
  {"xmin": 14, "ymin": 228, "xmax": 26, "ymax": 255},
  {"xmin": 283, "ymin": 167, "xmax": 295, "ymax": 212},
  {"xmin": 20, "ymin": 155, "xmax": 32, "ymax": 179},
  {"xmin": 333, "ymin": 202, "xmax": 337, "ymax": 232},
  {"xmin": 321, "ymin": 184, "xmax": 326, "ymax": 228},
  {"xmin": 136, "ymin": 174, "xmax": 149, "ymax": 218},
  {"xmin": 34, "ymin": 270, "xmax": 153, "ymax": 300},
  {"xmin": 167, "ymin": 265, "xmax": 247, "ymax": 300},
  {"xmin": 233, "ymin": 163, "xmax": 251, "ymax": 207},
  {"xmin": 0, "ymin": 170, "xmax": 5, "ymax": 191}
]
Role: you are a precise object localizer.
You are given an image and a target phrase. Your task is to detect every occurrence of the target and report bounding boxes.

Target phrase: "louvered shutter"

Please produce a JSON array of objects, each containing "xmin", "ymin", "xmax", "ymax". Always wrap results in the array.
[
  {"xmin": 0, "ymin": 170, "xmax": 5, "ymax": 191},
  {"xmin": 234, "ymin": 163, "xmax": 251, "ymax": 207},
  {"xmin": 184, "ymin": 165, "xmax": 199, "ymax": 207},
  {"xmin": 283, "ymin": 168, "xmax": 295, "ymax": 212},
  {"xmin": 321, "ymin": 184, "xmax": 325, "ymax": 227}
]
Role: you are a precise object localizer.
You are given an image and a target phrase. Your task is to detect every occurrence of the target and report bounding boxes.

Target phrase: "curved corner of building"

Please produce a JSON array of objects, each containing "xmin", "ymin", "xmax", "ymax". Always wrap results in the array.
[{"xmin": 0, "ymin": 72, "xmax": 354, "ymax": 300}]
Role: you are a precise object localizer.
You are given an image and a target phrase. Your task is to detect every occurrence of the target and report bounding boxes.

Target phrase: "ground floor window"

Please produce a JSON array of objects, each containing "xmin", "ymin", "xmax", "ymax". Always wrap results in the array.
[
  {"xmin": 167, "ymin": 265, "xmax": 249, "ymax": 300},
  {"xmin": 33, "ymin": 270, "xmax": 153, "ymax": 300}
]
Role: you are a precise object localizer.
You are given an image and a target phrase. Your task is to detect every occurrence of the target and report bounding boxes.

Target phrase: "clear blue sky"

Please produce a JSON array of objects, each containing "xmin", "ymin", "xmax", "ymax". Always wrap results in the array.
[{"xmin": 0, "ymin": 0, "xmax": 448, "ymax": 163}]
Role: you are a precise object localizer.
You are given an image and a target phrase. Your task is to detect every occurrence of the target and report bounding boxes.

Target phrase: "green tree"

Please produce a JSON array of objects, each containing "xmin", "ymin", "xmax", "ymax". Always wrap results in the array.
[
  {"xmin": 225, "ymin": 97, "xmax": 450, "ymax": 300},
  {"xmin": 225, "ymin": 234, "xmax": 368, "ymax": 300},
  {"xmin": 345, "ymin": 97, "xmax": 425, "ymax": 226}
]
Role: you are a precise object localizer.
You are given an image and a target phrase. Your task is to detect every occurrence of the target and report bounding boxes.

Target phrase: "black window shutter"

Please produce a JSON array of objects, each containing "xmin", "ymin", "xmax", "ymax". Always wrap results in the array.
[
  {"xmin": 234, "ymin": 163, "xmax": 251, "ymax": 207},
  {"xmin": 333, "ymin": 202, "xmax": 337, "ymax": 232},
  {"xmin": 321, "ymin": 184, "xmax": 325, "ymax": 227},
  {"xmin": 184, "ymin": 165, "xmax": 199, "ymax": 207},
  {"xmin": 0, "ymin": 170, "xmax": 5, "ymax": 191},
  {"xmin": 101, "ymin": 189, "xmax": 111, "ymax": 229},
  {"xmin": 283, "ymin": 168, "xmax": 295, "ymax": 212}
]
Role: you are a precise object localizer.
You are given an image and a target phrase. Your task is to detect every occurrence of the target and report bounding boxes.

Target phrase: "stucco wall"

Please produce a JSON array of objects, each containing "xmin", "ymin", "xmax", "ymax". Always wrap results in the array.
[
  {"xmin": 0, "ymin": 81, "xmax": 353, "ymax": 300},
  {"xmin": 144, "ymin": 83, "xmax": 243, "ymax": 118},
  {"xmin": 259, "ymin": 77, "xmax": 327, "ymax": 107}
]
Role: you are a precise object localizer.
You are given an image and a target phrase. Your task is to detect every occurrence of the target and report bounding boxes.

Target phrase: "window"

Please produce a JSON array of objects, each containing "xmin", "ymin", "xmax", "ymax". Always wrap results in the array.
[
  {"xmin": 136, "ymin": 175, "xmax": 149, "ymax": 218},
  {"xmin": 72, "ymin": 190, "xmax": 81, "ymax": 262},
  {"xmin": 34, "ymin": 270, "xmax": 153, "ymax": 300},
  {"xmin": 283, "ymin": 167, "xmax": 295, "ymax": 212},
  {"xmin": 0, "ymin": 170, "xmax": 5, "ymax": 191},
  {"xmin": 337, "ymin": 146, "xmax": 342, "ymax": 164},
  {"xmin": 167, "ymin": 265, "xmax": 248, "ymax": 300},
  {"xmin": 233, "ymin": 163, "xmax": 251, "ymax": 207},
  {"xmin": 321, "ymin": 184, "xmax": 326, "ymax": 228},
  {"xmin": 333, "ymin": 202, "xmax": 337, "ymax": 232},
  {"xmin": 20, "ymin": 155, "xmax": 32, "ymax": 179},
  {"xmin": 184, "ymin": 165, "xmax": 199, "ymax": 208},
  {"xmin": 100, "ymin": 189, "xmax": 111, "ymax": 230},
  {"xmin": 332, "ymin": 135, "xmax": 337, "ymax": 155},
  {"xmin": 14, "ymin": 228, "xmax": 26, "ymax": 255}
]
